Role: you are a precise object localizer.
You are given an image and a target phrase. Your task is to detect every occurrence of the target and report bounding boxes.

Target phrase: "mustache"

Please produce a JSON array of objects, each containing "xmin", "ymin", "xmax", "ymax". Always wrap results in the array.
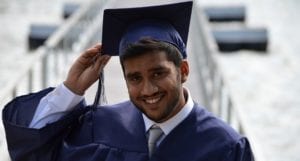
[{"xmin": 139, "ymin": 91, "xmax": 164, "ymax": 99}]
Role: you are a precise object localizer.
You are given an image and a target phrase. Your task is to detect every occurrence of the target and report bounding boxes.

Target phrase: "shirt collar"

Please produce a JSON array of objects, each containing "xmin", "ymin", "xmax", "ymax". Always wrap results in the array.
[{"xmin": 143, "ymin": 87, "xmax": 194, "ymax": 135}]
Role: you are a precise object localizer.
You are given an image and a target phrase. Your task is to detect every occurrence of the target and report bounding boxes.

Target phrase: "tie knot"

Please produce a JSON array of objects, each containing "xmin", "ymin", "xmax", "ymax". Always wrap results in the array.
[
  {"xmin": 148, "ymin": 125, "xmax": 164, "ymax": 143},
  {"xmin": 148, "ymin": 125, "xmax": 164, "ymax": 157}
]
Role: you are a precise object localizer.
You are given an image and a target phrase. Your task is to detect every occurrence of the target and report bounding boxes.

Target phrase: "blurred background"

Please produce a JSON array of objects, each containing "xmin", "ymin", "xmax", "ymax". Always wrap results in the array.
[{"xmin": 0, "ymin": 0, "xmax": 299, "ymax": 161}]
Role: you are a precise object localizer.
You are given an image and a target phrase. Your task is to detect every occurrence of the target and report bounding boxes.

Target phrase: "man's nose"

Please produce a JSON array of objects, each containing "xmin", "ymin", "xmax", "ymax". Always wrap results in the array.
[{"xmin": 141, "ymin": 79, "xmax": 158, "ymax": 96}]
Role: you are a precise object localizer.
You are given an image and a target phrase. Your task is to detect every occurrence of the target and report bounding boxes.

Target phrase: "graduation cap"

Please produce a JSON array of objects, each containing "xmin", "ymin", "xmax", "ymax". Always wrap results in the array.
[{"xmin": 101, "ymin": 1, "xmax": 193, "ymax": 59}]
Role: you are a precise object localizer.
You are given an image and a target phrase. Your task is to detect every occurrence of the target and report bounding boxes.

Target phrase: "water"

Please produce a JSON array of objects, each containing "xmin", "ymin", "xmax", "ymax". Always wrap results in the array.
[{"xmin": 1, "ymin": 0, "xmax": 300, "ymax": 161}]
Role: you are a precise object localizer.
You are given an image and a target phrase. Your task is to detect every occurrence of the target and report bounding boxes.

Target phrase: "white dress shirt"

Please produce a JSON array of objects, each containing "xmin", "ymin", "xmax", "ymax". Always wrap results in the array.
[
  {"xmin": 29, "ymin": 84, "xmax": 83, "ymax": 128},
  {"xmin": 143, "ymin": 88, "xmax": 194, "ymax": 144},
  {"xmin": 30, "ymin": 84, "xmax": 194, "ymax": 137}
]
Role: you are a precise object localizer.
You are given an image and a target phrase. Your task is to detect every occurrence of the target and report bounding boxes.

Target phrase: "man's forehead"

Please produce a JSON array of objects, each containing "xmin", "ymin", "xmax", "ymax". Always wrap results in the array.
[
  {"xmin": 123, "ymin": 56, "xmax": 173, "ymax": 75},
  {"xmin": 123, "ymin": 51, "xmax": 168, "ymax": 66}
]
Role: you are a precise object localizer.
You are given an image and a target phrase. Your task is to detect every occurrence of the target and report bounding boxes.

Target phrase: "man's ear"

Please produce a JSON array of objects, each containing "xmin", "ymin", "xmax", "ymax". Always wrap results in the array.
[{"xmin": 180, "ymin": 60, "xmax": 189, "ymax": 83}]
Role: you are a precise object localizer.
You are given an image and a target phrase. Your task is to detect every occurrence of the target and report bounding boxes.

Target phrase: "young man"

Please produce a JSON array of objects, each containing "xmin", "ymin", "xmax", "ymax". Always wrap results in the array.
[{"xmin": 3, "ymin": 2, "xmax": 254, "ymax": 161}]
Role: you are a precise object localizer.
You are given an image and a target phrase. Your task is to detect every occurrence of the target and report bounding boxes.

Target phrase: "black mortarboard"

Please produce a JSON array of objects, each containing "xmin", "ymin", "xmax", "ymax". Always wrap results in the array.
[{"xmin": 102, "ymin": 1, "xmax": 193, "ymax": 58}]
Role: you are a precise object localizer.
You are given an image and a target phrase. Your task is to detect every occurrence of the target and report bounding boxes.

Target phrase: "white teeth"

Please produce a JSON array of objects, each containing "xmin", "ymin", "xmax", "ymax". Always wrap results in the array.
[{"xmin": 145, "ymin": 97, "xmax": 160, "ymax": 104}]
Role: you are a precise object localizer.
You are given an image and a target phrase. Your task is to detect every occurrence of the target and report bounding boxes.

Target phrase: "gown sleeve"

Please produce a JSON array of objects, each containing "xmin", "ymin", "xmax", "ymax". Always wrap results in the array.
[
  {"xmin": 2, "ymin": 88, "xmax": 87, "ymax": 161},
  {"xmin": 224, "ymin": 137, "xmax": 255, "ymax": 161}
]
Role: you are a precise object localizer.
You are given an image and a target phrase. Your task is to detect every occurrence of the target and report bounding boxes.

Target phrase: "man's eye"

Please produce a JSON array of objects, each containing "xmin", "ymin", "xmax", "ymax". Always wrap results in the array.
[
  {"xmin": 129, "ymin": 76, "xmax": 141, "ymax": 83},
  {"xmin": 153, "ymin": 72, "xmax": 164, "ymax": 79},
  {"xmin": 154, "ymin": 72, "xmax": 161, "ymax": 77}
]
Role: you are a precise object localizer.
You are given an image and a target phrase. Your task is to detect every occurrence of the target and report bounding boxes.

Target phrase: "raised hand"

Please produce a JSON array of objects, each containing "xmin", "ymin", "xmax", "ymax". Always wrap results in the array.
[{"xmin": 64, "ymin": 44, "xmax": 111, "ymax": 95}]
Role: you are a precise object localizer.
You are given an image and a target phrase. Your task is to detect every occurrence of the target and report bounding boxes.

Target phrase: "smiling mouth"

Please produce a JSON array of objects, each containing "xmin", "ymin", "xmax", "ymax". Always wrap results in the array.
[
  {"xmin": 144, "ymin": 97, "xmax": 161, "ymax": 104},
  {"xmin": 142, "ymin": 93, "xmax": 164, "ymax": 104}
]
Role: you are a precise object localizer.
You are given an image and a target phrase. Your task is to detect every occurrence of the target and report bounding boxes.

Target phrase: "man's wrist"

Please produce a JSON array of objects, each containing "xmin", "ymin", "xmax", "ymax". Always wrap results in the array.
[
  {"xmin": 58, "ymin": 83, "xmax": 84, "ymax": 110},
  {"xmin": 63, "ymin": 80, "xmax": 85, "ymax": 96}
]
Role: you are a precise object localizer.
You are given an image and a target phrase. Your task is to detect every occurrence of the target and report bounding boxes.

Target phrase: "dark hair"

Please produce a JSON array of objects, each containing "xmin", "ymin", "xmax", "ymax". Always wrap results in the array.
[{"xmin": 120, "ymin": 38, "xmax": 183, "ymax": 67}]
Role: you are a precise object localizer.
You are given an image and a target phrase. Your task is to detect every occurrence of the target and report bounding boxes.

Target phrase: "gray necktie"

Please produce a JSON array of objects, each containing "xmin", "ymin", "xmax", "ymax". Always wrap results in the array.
[{"xmin": 148, "ymin": 125, "xmax": 164, "ymax": 157}]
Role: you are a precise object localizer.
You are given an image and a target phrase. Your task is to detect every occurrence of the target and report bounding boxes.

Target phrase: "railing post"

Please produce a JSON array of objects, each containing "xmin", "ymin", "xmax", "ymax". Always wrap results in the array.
[
  {"xmin": 227, "ymin": 98, "xmax": 232, "ymax": 124},
  {"xmin": 218, "ymin": 81, "xmax": 225, "ymax": 117},
  {"xmin": 42, "ymin": 54, "xmax": 49, "ymax": 88},
  {"xmin": 238, "ymin": 122, "xmax": 244, "ymax": 135},
  {"xmin": 28, "ymin": 69, "xmax": 33, "ymax": 92},
  {"xmin": 53, "ymin": 48, "xmax": 59, "ymax": 79},
  {"xmin": 12, "ymin": 88, "xmax": 17, "ymax": 98}
]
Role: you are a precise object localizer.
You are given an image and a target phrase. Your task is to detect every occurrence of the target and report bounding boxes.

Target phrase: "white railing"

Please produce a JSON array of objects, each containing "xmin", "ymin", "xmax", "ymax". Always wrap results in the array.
[
  {"xmin": 0, "ymin": 0, "xmax": 108, "ymax": 107},
  {"xmin": 0, "ymin": 0, "xmax": 109, "ymax": 159},
  {"xmin": 192, "ymin": 2, "xmax": 264, "ymax": 161}
]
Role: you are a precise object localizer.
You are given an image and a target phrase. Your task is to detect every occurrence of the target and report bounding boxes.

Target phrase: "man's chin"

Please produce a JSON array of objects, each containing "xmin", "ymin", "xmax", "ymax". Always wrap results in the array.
[
  {"xmin": 146, "ymin": 113, "xmax": 169, "ymax": 123},
  {"xmin": 133, "ymin": 102, "xmax": 167, "ymax": 122}
]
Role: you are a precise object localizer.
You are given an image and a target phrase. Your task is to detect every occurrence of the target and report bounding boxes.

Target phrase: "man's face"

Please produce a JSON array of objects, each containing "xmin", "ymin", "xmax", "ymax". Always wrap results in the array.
[{"xmin": 123, "ymin": 51, "xmax": 188, "ymax": 123}]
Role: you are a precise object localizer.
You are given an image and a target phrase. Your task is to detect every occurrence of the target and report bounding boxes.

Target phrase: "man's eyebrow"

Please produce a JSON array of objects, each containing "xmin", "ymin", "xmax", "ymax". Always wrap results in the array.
[
  {"xmin": 125, "ymin": 66, "xmax": 168, "ymax": 77},
  {"xmin": 149, "ymin": 66, "xmax": 168, "ymax": 72},
  {"xmin": 125, "ymin": 72, "xmax": 140, "ymax": 78}
]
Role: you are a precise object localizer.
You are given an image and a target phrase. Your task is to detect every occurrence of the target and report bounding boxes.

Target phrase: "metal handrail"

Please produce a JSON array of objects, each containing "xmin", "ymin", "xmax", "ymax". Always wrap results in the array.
[
  {"xmin": 0, "ymin": 0, "xmax": 106, "ymax": 107},
  {"xmin": 193, "ymin": 2, "xmax": 265, "ymax": 161},
  {"xmin": 0, "ymin": 0, "xmax": 108, "ymax": 159}
]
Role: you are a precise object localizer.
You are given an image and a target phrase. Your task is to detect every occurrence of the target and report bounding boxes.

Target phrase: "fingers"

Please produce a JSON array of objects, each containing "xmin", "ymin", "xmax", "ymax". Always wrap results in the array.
[
  {"xmin": 82, "ymin": 44, "xmax": 111, "ymax": 73},
  {"xmin": 94, "ymin": 54, "xmax": 111, "ymax": 73},
  {"xmin": 93, "ymin": 43, "xmax": 102, "ymax": 51},
  {"xmin": 82, "ymin": 47, "xmax": 100, "ymax": 59},
  {"xmin": 64, "ymin": 44, "xmax": 110, "ymax": 95},
  {"xmin": 78, "ymin": 44, "xmax": 104, "ymax": 66}
]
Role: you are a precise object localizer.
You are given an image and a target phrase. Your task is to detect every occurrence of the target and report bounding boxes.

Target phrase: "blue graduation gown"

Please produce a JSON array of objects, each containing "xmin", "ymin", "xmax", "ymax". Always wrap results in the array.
[{"xmin": 2, "ymin": 88, "xmax": 254, "ymax": 161}]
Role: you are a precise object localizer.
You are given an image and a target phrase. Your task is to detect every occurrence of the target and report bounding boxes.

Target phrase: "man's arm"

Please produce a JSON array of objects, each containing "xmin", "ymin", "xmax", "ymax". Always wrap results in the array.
[
  {"xmin": 64, "ymin": 44, "xmax": 111, "ymax": 95},
  {"xmin": 29, "ymin": 83, "xmax": 84, "ymax": 128},
  {"xmin": 224, "ymin": 137, "xmax": 255, "ymax": 161},
  {"xmin": 30, "ymin": 44, "xmax": 111, "ymax": 128},
  {"xmin": 2, "ymin": 44, "xmax": 111, "ymax": 161}
]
